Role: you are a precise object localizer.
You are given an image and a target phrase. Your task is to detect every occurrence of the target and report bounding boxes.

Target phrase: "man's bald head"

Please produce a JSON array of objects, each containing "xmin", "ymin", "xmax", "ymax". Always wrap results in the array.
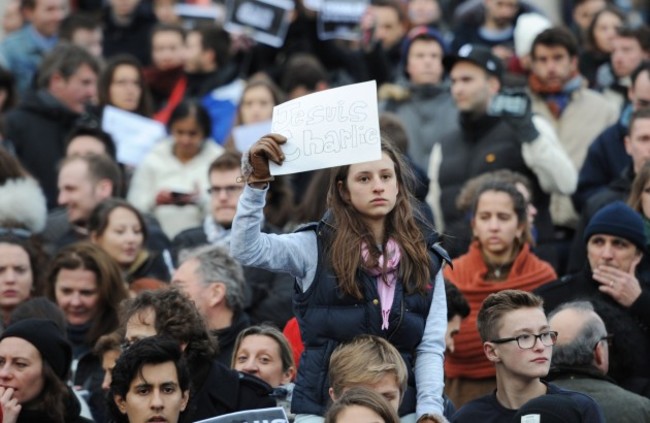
[{"xmin": 549, "ymin": 301, "xmax": 609, "ymax": 374}]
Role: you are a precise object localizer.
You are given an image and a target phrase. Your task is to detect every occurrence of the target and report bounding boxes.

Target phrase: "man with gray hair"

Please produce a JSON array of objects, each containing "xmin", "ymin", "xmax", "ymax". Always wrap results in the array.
[
  {"xmin": 548, "ymin": 301, "xmax": 650, "ymax": 422},
  {"xmin": 172, "ymin": 245, "xmax": 250, "ymax": 365}
]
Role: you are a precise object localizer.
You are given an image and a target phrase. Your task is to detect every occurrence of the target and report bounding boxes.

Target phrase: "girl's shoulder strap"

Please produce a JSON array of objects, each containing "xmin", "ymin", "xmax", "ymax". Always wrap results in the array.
[{"xmin": 429, "ymin": 241, "xmax": 453, "ymax": 272}]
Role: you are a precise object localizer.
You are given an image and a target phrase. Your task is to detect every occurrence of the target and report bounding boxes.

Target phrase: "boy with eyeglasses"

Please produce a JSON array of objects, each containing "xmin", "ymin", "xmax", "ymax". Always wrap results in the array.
[{"xmin": 451, "ymin": 289, "xmax": 605, "ymax": 422}]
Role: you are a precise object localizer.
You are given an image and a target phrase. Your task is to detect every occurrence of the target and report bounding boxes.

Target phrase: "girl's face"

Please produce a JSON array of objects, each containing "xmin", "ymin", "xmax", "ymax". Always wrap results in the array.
[
  {"xmin": 471, "ymin": 190, "xmax": 524, "ymax": 262},
  {"xmin": 171, "ymin": 115, "xmax": 205, "ymax": 161},
  {"xmin": 152, "ymin": 31, "xmax": 185, "ymax": 71},
  {"xmin": 593, "ymin": 11, "xmax": 623, "ymax": 53},
  {"xmin": 92, "ymin": 207, "xmax": 144, "ymax": 267},
  {"xmin": 109, "ymin": 64, "xmax": 142, "ymax": 112},
  {"xmin": 641, "ymin": 180, "xmax": 650, "ymax": 219},
  {"xmin": 339, "ymin": 152, "xmax": 399, "ymax": 226},
  {"xmin": 240, "ymin": 85, "xmax": 275, "ymax": 125},
  {"xmin": 0, "ymin": 244, "xmax": 33, "ymax": 316},
  {"xmin": 234, "ymin": 334, "xmax": 293, "ymax": 387},
  {"xmin": 54, "ymin": 268, "xmax": 100, "ymax": 326},
  {"xmin": 0, "ymin": 337, "xmax": 44, "ymax": 404},
  {"xmin": 335, "ymin": 405, "xmax": 385, "ymax": 423}
]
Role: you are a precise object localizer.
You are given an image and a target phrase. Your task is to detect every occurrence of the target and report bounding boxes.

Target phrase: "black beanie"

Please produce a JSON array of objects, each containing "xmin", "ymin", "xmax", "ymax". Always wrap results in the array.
[
  {"xmin": 0, "ymin": 319, "xmax": 72, "ymax": 380},
  {"xmin": 512, "ymin": 394, "xmax": 584, "ymax": 422},
  {"xmin": 584, "ymin": 201, "xmax": 646, "ymax": 251}
]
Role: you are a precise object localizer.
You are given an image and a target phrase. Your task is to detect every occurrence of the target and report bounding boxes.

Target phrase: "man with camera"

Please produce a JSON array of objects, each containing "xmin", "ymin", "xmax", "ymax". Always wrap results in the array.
[{"xmin": 425, "ymin": 44, "xmax": 576, "ymax": 265}]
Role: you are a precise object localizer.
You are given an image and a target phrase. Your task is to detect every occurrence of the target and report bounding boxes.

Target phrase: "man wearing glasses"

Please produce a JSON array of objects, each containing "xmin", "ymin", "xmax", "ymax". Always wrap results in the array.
[
  {"xmin": 547, "ymin": 301, "xmax": 650, "ymax": 421},
  {"xmin": 171, "ymin": 150, "xmax": 294, "ymax": 330},
  {"xmin": 451, "ymin": 289, "xmax": 604, "ymax": 422}
]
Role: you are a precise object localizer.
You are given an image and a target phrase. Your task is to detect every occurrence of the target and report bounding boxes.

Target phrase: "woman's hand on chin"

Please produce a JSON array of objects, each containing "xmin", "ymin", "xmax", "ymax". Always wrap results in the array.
[{"xmin": 0, "ymin": 386, "xmax": 22, "ymax": 423}]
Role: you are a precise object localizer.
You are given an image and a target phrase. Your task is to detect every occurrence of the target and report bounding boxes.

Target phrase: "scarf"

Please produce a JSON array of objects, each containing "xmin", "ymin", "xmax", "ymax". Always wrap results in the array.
[
  {"xmin": 528, "ymin": 72, "xmax": 583, "ymax": 118},
  {"xmin": 444, "ymin": 242, "xmax": 557, "ymax": 379},
  {"xmin": 361, "ymin": 239, "xmax": 401, "ymax": 330}
]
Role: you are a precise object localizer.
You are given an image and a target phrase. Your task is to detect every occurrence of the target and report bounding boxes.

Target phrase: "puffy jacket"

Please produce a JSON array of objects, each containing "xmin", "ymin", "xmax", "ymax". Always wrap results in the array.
[{"xmin": 290, "ymin": 218, "xmax": 446, "ymax": 416}]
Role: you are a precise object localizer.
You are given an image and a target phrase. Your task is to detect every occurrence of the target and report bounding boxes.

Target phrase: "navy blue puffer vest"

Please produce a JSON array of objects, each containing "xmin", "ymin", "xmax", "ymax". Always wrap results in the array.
[{"xmin": 290, "ymin": 218, "xmax": 448, "ymax": 416}]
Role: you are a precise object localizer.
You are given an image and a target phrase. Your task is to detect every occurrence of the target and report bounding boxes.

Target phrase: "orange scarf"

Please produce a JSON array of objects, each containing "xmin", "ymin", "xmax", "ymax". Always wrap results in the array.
[{"xmin": 444, "ymin": 242, "xmax": 556, "ymax": 379}]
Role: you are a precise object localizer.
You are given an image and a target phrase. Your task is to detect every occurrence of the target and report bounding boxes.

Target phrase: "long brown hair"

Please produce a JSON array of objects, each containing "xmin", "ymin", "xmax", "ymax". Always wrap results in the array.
[
  {"xmin": 326, "ymin": 139, "xmax": 431, "ymax": 298},
  {"xmin": 46, "ymin": 242, "xmax": 129, "ymax": 345}
]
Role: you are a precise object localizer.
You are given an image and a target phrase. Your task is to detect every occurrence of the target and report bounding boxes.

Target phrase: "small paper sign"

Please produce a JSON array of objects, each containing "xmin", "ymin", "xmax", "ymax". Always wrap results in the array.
[
  {"xmin": 270, "ymin": 80, "xmax": 380, "ymax": 175},
  {"xmin": 317, "ymin": 0, "xmax": 368, "ymax": 41},
  {"xmin": 224, "ymin": 0, "xmax": 294, "ymax": 48},
  {"xmin": 101, "ymin": 106, "xmax": 167, "ymax": 166},
  {"xmin": 194, "ymin": 406, "xmax": 288, "ymax": 423}
]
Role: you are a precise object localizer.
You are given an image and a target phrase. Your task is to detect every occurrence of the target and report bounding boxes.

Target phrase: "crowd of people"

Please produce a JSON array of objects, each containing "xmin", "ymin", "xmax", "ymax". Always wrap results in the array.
[{"xmin": 0, "ymin": 0, "xmax": 650, "ymax": 422}]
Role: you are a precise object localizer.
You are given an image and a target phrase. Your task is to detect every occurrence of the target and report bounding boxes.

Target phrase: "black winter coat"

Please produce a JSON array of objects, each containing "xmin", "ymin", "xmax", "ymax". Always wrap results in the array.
[
  {"xmin": 179, "ymin": 359, "xmax": 275, "ymax": 423},
  {"xmin": 4, "ymin": 90, "xmax": 81, "ymax": 209}
]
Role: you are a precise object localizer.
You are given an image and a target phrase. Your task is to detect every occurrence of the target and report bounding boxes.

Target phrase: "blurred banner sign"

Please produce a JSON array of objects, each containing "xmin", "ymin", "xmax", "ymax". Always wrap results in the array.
[{"xmin": 224, "ymin": 0, "xmax": 294, "ymax": 48}]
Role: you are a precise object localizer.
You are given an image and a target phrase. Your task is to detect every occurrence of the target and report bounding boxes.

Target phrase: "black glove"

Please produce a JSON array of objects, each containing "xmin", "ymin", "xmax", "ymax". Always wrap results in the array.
[{"xmin": 489, "ymin": 90, "xmax": 539, "ymax": 143}]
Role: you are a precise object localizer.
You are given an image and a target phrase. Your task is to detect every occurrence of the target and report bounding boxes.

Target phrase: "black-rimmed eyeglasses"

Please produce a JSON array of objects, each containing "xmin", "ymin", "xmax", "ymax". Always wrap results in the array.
[{"xmin": 490, "ymin": 331, "xmax": 558, "ymax": 349}]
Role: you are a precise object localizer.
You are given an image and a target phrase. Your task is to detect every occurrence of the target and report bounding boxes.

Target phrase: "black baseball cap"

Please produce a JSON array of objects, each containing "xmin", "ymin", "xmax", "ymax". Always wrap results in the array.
[{"xmin": 443, "ymin": 44, "xmax": 503, "ymax": 80}]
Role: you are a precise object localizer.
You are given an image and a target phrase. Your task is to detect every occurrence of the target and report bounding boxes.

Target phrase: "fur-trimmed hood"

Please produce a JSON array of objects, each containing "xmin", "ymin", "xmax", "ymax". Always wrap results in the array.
[{"xmin": 0, "ymin": 177, "xmax": 47, "ymax": 233}]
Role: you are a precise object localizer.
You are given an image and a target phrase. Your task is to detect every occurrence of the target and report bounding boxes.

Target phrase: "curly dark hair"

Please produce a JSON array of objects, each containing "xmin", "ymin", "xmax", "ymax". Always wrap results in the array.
[{"xmin": 120, "ymin": 288, "xmax": 217, "ymax": 363}]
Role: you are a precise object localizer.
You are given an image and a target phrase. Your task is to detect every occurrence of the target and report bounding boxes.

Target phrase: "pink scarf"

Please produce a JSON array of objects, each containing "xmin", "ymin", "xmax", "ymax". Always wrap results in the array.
[{"xmin": 361, "ymin": 239, "xmax": 402, "ymax": 330}]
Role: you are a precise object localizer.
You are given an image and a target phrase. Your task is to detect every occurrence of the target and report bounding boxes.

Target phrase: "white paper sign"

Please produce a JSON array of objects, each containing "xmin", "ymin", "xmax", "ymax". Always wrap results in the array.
[
  {"xmin": 232, "ymin": 120, "xmax": 273, "ymax": 152},
  {"xmin": 270, "ymin": 80, "xmax": 380, "ymax": 175},
  {"xmin": 194, "ymin": 406, "xmax": 288, "ymax": 423},
  {"xmin": 101, "ymin": 106, "xmax": 167, "ymax": 166}
]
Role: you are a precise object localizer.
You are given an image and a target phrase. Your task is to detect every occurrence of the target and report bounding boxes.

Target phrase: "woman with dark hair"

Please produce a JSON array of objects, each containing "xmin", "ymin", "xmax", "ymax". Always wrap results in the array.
[
  {"xmin": 88, "ymin": 198, "xmax": 170, "ymax": 283},
  {"xmin": 443, "ymin": 181, "xmax": 556, "ymax": 408},
  {"xmin": 231, "ymin": 135, "xmax": 449, "ymax": 422},
  {"xmin": 98, "ymin": 54, "xmax": 154, "ymax": 117},
  {"xmin": 128, "ymin": 100, "xmax": 224, "ymax": 238},
  {"xmin": 46, "ymin": 242, "xmax": 129, "ymax": 422},
  {"xmin": 579, "ymin": 6, "xmax": 626, "ymax": 88},
  {"xmin": 0, "ymin": 318, "xmax": 92, "ymax": 423}
]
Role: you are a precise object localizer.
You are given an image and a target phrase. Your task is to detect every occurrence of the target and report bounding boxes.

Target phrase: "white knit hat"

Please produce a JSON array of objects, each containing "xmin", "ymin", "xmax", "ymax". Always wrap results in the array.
[{"xmin": 514, "ymin": 13, "xmax": 553, "ymax": 58}]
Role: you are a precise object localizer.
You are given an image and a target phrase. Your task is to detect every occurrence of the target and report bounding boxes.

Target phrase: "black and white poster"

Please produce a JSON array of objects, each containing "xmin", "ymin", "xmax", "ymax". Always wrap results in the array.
[
  {"xmin": 317, "ymin": 0, "xmax": 368, "ymax": 41},
  {"xmin": 224, "ymin": 0, "xmax": 294, "ymax": 48}
]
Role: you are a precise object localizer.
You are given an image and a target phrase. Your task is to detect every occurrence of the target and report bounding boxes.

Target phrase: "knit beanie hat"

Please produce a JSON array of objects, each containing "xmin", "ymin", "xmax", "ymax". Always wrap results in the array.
[
  {"xmin": 514, "ymin": 13, "xmax": 552, "ymax": 58},
  {"xmin": 512, "ymin": 394, "xmax": 584, "ymax": 422},
  {"xmin": 584, "ymin": 201, "xmax": 646, "ymax": 251},
  {"xmin": 0, "ymin": 319, "xmax": 72, "ymax": 380}
]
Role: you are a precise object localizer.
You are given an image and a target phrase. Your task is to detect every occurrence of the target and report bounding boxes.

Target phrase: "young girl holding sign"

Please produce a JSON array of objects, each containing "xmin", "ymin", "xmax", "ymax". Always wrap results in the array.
[{"xmin": 231, "ymin": 134, "xmax": 448, "ymax": 423}]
